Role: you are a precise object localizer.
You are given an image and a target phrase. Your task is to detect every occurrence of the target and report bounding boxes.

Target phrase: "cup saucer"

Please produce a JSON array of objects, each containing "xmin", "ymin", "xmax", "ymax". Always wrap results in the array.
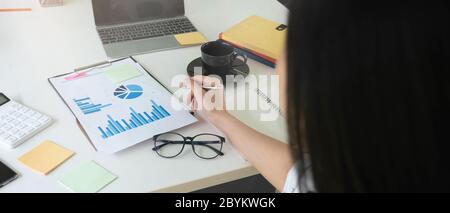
[{"xmin": 186, "ymin": 57, "xmax": 250, "ymax": 78}]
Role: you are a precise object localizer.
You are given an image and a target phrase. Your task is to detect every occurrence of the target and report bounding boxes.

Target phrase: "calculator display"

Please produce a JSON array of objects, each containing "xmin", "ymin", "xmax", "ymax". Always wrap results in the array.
[{"xmin": 0, "ymin": 94, "xmax": 10, "ymax": 106}]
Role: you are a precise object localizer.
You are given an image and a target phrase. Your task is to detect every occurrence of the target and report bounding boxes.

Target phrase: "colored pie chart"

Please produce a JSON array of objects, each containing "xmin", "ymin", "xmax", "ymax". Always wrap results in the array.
[{"xmin": 114, "ymin": 84, "xmax": 143, "ymax": 99}]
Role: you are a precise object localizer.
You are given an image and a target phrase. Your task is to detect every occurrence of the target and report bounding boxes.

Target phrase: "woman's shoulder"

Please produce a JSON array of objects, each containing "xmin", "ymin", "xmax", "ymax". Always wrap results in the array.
[{"xmin": 283, "ymin": 161, "xmax": 316, "ymax": 193}]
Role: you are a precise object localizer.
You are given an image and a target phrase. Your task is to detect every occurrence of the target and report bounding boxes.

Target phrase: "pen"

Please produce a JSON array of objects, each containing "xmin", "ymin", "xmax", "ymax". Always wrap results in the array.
[
  {"xmin": 0, "ymin": 8, "xmax": 32, "ymax": 12},
  {"xmin": 179, "ymin": 85, "xmax": 224, "ymax": 90},
  {"xmin": 201, "ymin": 86, "xmax": 224, "ymax": 90}
]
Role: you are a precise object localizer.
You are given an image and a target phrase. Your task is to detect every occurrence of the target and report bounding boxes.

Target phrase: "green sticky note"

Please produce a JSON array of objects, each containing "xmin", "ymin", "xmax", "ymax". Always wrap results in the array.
[
  {"xmin": 105, "ymin": 64, "xmax": 142, "ymax": 83},
  {"xmin": 59, "ymin": 161, "xmax": 117, "ymax": 193}
]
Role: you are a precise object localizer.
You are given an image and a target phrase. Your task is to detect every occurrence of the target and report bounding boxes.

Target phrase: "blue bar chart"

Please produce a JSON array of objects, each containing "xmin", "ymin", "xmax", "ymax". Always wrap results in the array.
[
  {"xmin": 97, "ymin": 100, "xmax": 171, "ymax": 139},
  {"xmin": 73, "ymin": 97, "xmax": 112, "ymax": 115}
]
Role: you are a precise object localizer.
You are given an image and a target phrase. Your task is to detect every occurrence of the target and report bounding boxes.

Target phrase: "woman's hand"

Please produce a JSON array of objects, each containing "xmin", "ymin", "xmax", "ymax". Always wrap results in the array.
[
  {"xmin": 181, "ymin": 75, "xmax": 293, "ymax": 191},
  {"xmin": 182, "ymin": 75, "xmax": 230, "ymax": 124}
]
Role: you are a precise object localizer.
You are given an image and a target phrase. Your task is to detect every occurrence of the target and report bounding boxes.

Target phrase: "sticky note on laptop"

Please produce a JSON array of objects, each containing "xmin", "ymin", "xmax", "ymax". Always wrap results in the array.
[
  {"xmin": 18, "ymin": 141, "xmax": 74, "ymax": 175},
  {"xmin": 175, "ymin": 32, "xmax": 207, "ymax": 46},
  {"xmin": 59, "ymin": 161, "xmax": 117, "ymax": 193},
  {"xmin": 105, "ymin": 64, "xmax": 142, "ymax": 83}
]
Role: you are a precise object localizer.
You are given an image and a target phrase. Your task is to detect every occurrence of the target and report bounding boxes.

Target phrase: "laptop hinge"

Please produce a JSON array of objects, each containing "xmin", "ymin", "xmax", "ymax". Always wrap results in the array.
[{"xmin": 96, "ymin": 16, "xmax": 188, "ymax": 30}]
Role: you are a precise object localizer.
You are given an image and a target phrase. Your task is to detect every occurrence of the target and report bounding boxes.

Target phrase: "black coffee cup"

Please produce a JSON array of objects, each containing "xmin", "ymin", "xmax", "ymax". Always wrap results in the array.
[{"xmin": 201, "ymin": 41, "xmax": 248, "ymax": 80}]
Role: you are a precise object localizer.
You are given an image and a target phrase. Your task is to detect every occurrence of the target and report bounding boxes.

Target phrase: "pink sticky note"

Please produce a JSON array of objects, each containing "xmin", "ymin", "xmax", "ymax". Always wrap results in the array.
[{"xmin": 64, "ymin": 72, "xmax": 87, "ymax": 81}]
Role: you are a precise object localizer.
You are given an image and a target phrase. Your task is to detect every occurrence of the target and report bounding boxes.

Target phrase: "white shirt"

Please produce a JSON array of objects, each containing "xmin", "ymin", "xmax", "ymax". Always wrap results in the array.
[{"xmin": 283, "ymin": 162, "xmax": 316, "ymax": 193}]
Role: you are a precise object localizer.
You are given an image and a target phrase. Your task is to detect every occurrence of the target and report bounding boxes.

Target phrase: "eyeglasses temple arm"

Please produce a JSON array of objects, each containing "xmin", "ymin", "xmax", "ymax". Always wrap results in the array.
[
  {"xmin": 191, "ymin": 141, "xmax": 224, "ymax": 156},
  {"xmin": 152, "ymin": 140, "xmax": 185, "ymax": 151}
]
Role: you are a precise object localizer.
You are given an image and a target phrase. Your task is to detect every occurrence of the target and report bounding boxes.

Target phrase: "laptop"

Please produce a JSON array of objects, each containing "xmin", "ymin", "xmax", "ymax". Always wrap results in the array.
[{"xmin": 92, "ymin": 0, "xmax": 199, "ymax": 59}]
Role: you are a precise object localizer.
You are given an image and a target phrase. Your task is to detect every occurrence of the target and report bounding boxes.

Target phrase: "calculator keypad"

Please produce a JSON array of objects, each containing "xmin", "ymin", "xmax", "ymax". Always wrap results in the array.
[{"xmin": 0, "ymin": 102, "xmax": 51, "ymax": 149}]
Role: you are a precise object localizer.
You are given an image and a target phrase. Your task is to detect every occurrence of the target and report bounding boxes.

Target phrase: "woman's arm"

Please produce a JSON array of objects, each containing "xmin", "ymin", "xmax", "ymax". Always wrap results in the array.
[
  {"xmin": 185, "ymin": 76, "xmax": 293, "ymax": 191},
  {"xmin": 209, "ymin": 112, "xmax": 293, "ymax": 191}
]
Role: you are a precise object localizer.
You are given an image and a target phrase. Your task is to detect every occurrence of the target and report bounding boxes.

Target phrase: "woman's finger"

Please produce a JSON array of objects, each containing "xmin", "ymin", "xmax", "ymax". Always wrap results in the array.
[
  {"xmin": 191, "ymin": 81, "xmax": 206, "ymax": 104},
  {"xmin": 192, "ymin": 75, "xmax": 224, "ymax": 89},
  {"xmin": 180, "ymin": 78, "xmax": 192, "ymax": 107}
]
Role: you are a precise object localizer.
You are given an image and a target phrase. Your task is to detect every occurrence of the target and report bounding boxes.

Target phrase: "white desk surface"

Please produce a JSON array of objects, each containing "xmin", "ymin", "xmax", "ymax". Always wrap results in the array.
[{"xmin": 0, "ymin": 0, "xmax": 288, "ymax": 193}]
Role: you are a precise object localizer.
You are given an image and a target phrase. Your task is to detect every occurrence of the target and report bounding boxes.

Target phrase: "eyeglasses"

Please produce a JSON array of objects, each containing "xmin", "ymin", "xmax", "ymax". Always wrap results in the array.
[{"xmin": 152, "ymin": 133, "xmax": 226, "ymax": 159}]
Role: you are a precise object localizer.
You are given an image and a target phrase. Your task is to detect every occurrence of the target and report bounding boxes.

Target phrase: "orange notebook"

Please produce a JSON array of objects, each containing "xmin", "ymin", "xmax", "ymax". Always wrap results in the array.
[{"xmin": 220, "ymin": 15, "xmax": 287, "ymax": 62}]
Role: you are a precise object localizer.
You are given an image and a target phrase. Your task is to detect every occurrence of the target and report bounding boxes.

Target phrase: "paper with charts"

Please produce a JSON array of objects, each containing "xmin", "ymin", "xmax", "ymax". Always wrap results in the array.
[{"xmin": 50, "ymin": 58, "xmax": 197, "ymax": 154}]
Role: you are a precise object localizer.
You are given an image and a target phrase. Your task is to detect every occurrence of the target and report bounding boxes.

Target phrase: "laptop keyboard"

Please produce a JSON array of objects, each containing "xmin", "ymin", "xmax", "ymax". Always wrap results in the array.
[{"xmin": 98, "ymin": 18, "xmax": 197, "ymax": 44}]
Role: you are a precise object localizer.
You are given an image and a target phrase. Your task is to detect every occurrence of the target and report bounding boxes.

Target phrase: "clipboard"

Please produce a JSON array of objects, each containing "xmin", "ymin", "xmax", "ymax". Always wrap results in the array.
[{"xmin": 47, "ymin": 56, "xmax": 179, "ymax": 152}]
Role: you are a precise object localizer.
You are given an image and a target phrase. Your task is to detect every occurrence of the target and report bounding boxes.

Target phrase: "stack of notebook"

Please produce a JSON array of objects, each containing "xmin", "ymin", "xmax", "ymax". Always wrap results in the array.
[{"xmin": 219, "ymin": 16, "xmax": 287, "ymax": 68}]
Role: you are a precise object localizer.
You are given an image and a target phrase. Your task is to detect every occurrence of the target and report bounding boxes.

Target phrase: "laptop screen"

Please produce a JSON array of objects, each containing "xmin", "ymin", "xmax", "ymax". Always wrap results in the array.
[{"xmin": 92, "ymin": 0, "xmax": 185, "ymax": 26}]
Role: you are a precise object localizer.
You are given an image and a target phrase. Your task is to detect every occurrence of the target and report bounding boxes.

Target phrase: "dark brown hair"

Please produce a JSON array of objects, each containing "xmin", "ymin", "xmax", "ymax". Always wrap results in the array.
[{"xmin": 287, "ymin": 0, "xmax": 450, "ymax": 192}]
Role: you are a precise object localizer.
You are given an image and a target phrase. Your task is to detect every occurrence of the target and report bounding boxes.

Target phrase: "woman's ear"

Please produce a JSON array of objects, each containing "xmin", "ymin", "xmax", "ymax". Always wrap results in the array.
[
  {"xmin": 277, "ymin": 49, "xmax": 288, "ymax": 116},
  {"xmin": 276, "ymin": 50, "xmax": 287, "ymax": 75}
]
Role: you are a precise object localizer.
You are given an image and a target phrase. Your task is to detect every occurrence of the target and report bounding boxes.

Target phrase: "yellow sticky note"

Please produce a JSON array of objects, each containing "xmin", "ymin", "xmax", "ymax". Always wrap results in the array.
[
  {"xmin": 175, "ymin": 32, "xmax": 207, "ymax": 46},
  {"xmin": 18, "ymin": 141, "xmax": 75, "ymax": 175}
]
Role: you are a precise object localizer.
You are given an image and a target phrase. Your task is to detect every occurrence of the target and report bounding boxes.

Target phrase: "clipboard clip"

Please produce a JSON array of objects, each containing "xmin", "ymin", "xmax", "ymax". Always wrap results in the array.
[
  {"xmin": 64, "ymin": 61, "xmax": 113, "ymax": 81},
  {"xmin": 74, "ymin": 61, "xmax": 113, "ymax": 73}
]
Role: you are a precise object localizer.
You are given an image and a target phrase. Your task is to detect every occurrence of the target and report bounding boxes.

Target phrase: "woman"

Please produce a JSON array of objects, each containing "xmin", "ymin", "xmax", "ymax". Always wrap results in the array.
[{"xmin": 187, "ymin": 1, "xmax": 450, "ymax": 192}]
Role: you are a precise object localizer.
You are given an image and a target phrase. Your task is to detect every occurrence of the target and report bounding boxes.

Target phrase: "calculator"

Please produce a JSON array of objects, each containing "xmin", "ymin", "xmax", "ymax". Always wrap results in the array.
[{"xmin": 0, "ymin": 93, "xmax": 51, "ymax": 149}]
